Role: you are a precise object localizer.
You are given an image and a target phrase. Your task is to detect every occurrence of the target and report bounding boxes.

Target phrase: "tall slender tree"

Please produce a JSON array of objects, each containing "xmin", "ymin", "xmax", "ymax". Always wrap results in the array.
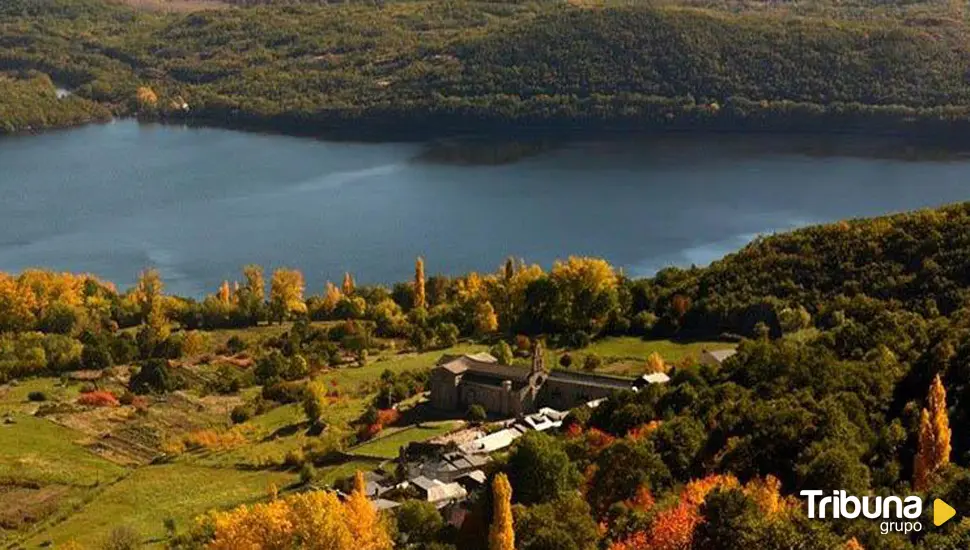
[
  {"xmin": 488, "ymin": 473, "xmax": 515, "ymax": 550},
  {"xmin": 345, "ymin": 471, "xmax": 393, "ymax": 550},
  {"xmin": 218, "ymin": 281, "xmax": 231, "ymax": 304},
  {"xmin": 343, "ymin": 272, "xmax": 356, "ymax": 295},
  {"xmin": 415, "ymin": 257, "xmax": 426, "ymax": 309},
  {"xmin": 914, "ymin": 374, "xmax": 951, "ymax": 490}
]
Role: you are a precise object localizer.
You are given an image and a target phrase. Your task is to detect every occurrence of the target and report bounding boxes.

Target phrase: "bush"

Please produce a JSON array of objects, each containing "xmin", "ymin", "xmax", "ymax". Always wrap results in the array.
[
  {"xmin": 129, "ymin": 359, "xmax": 177, "ymax": 394},
  {"xmin": 102, "ymin": 525, "xmax": 140, "ymax": 550},
  {"xmin": 262, "ymin": 380, "xmax": 306, "ymax": 404},
  {"xmin": 81, "ymin": 344, "xmax": 113, "ymax": 370},
  {"xmin": 77, "ymin": 391, "xmax": 119, "ymax": 407},
  {"xmin": 559, "ymin": 353, "xmax": 573, "ymax": 368},
  {"xmin": 299, "ymin": 463, "xmax": 316, "ymax": 485},
  {"xmin": 230, "ymin": 404, "xmax": 253, "ymax": 424},
  {"xmin": 582, "ymin": 354, "xmax": 602, "ymax": 371},
  {"xmin": 226, "ymin": 335, "xmax": 247, "ymax": 354},
  {"xmin": 27, "ymin": 391, "xmax": 48, "ymax": 402},
  {"xmin": 467, "ymin": 404, "xmax": 487, "ymax": 422}
]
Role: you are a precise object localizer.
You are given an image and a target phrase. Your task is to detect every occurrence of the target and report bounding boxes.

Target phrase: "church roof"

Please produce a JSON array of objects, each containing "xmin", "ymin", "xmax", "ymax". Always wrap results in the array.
[{"xmin": 437, "ymin": 353, "xmax": 533, "ymax": 382}]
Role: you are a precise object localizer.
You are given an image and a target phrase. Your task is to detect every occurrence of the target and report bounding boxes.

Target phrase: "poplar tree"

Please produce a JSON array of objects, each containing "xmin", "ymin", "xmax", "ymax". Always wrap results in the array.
[
  {"xmin": 345, "ymin": 471, "xmax": 393, "ymax": 550},
  {"xmin": 415, "ymin": 257, "xmax": 426, "ymax": 309},
  {"xmin": 488, "ymin": 473, "xmax": 515, "ymax": 550},
  {"xmin": 914, "ymin": 374, "xmax": 951, "ymax": 490},
  {"xmin": 343, "ymin": 272, "xmax": 356, "ymax": 295},
  {"xmin": 218, "ymin": 281, "xmax": 231, "ymax": 304}
]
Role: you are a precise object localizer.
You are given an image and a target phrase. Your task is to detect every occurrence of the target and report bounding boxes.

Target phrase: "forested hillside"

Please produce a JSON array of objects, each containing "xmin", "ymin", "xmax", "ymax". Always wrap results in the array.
[{"xmin": 3, "ymin": 0, "xmax": 970, "ymax": 136}]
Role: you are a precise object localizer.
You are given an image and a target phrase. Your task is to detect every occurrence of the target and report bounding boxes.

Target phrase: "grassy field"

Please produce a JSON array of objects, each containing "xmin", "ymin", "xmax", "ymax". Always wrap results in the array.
[
  {"xmin": 25, "ymin": 463, "xmax": 297, "ymax": 548},
  {"xmin": 564, "ymin": 337, "xmax": 734, "ymax": 377},
  {"xmin": 348, "ymin": 421, "xmax": 463, "ymax": 459},
  {"xmin": 0, "ymin": 415, "xmax": 125, "ymax": 487}
]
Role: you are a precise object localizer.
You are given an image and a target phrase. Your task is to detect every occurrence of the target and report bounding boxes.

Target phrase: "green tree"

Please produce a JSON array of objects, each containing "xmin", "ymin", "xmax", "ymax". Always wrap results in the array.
[
  {"xmin": 506, "ymin": 431, "xmax": 580, "ymax": 505},
  {"xmin": 489, "ymin": 341, "xmax": 514, "ymax": 365}
]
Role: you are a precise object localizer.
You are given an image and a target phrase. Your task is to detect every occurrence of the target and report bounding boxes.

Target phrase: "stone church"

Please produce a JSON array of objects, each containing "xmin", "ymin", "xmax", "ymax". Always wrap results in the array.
[{"xmin": 429, "ymin": 343, "xmax": 634, "ymax": 416}]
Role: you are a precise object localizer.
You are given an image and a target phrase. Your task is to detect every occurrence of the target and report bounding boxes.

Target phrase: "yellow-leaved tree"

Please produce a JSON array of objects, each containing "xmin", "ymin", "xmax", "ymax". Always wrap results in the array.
[
  {"xmin": 415, "ymin": 257, "xmax": 426, "ymax": 309},
  {"xmin": 345, "ymin": 471, "xmax": 393, "ymax": 550},
  {"xmin": 488, "ymin": 473, "xmax": 515, "ymax": 550},
  {"xmin": 646, "ymin": 352, "xmax": 666, "ymax": 374},
  {"xmin": 205, "ymin": 471, "xmax": 391, "ymax": 550},
  {"xmin": 0, "ymin": 272, "xmax": 37, "ymax": 332},
  {"xmin": 914, "ymin": 374, "xmax": 951, "ymax": 490},
  {"xmin": 269, "ymin": 268, "xmax": 306, "ymax": 324}
]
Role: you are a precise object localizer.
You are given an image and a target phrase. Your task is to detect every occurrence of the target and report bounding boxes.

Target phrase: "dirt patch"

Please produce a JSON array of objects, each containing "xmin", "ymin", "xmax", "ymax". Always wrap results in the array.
[{"xmin": 0, "ymin": 483, "xmax": 70, "ymax": 530}]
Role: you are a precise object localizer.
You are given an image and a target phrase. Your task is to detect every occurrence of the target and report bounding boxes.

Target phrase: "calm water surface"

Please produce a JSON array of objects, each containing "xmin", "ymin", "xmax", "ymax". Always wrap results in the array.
[{"xmin": 2, "ymin": 120, "xmax": 970, "ymax": 296}]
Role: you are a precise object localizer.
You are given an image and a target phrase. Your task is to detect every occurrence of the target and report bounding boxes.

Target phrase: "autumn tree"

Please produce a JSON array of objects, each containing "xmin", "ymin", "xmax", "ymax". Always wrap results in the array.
[
  {"xmin": 489, "ymin": 473, "xmax": 515, "ymax": 550},
  {"xmin": 343, "ymin": 272, "xmax": 356, "ymax": 295},
  {"xmin": 269, "ymin": 268, "xmax": 307, "ymax": 324},
  {"xmin": 414, "ymin": 257, "xmax": 426, "ymax": 309},
  {"xmin": 646, "ymin": 352, "xmax": 666, "ymax": 374},
  {"xmin": 207, "ymin": 490, "xmax": 353, "ymax": 550},
  {"xmin": 320, "ymin": 282, "xmax": 342, "ymax": 317},
  {"xmin": 548, "ymin": 256, "xmax": 619, "ymax": 335},
  {"xmin": 0, "ymin": 273, "xmax": 37, "ymax": 332},
  {"xmin": 135, "ymin": 86, "xmax": 158, "ymax": 110},
  {"xmin": 914, "ymin": 374, "xmax": 952, "ymax": 490},
  {"xmin": 345, "ymin": 471, "xmax": 393, "ymax": 550},
  {"xmin": 239, "ymin": 264, "xmax": 265, "ymax": 324},
  {"xmin": 474, "ymin": 300, "xmax": 499, "ymax": 335},
  {"xmin": 218, "ymin": 281, "xmax": 231, "ymax": 305},
  {"xmin": 134, "ymin": 268, "xmax": 163, "ymax": 323},
  {"xmin": 303, "ymin": 380, "xmax": 327, "ymax": 427}
]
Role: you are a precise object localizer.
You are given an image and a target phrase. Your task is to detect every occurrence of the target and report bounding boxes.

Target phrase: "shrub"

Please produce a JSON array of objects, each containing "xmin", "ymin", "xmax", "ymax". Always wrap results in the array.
[
  {"xmin": 226, "ymin": 335, "xmax": 247, "ymax": 354},
  {"xmin": 262, "ymin": 380, "xmax": 306, "ymax": 404},
  {"xmin": 514, "ymin": 335, "xmax": 531, "ymax": 354},
  {"xmin": 81, "ymin": 344, "xmax": 113, "ymax": 370},
  {"xmin": 559, "ymin": 353, "xmax": 573, "ymax": 368},
  {"xmin": 299, "ymin": 463, "xmax": 316, "ymax": 485},
  {"xmin": 582, "ymin": 354, "xmax": 602, "ymax": 371},
  {"xmin": 77, "ymin": 391, "xmax": 119, "ymax": 407},
  {"xmin": 102, "ymin": 525, "xmax": 140, "ymax": 550},
  {"xmin": 467, "ymin": 404, "xmax": 487, "ymax": 422},
  {"xmin": 377, "ymin": 408, "xmax": 400, "ymax": 427},
  {"xmin": 231, "ymin": 404, "xmax": 254, "ymax": 424},
  {"xmin": 129, "ymin": 359, "xmax": 177, "ymax": 394},
  {"xmin": 27, "ymin": 391, "xmax": 48, "ymax": 402},
  {"xmin": 118, "ymin": 392, "xmax": 135, "ymax": 405}
]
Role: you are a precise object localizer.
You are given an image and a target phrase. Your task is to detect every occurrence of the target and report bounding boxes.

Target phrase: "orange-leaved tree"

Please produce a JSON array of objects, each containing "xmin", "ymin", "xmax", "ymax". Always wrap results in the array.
[
  {"xmin": 488, "ymin": 473, "xmax": 515, "ymax": 550},
  {"xmin": 914, "ymin": 374, "xmax": 951, "ymax": 491}
]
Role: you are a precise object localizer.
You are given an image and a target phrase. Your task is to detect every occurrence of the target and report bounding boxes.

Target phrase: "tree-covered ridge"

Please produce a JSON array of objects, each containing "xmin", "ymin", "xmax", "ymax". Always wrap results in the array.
[{"xmin": 5, "ymin": 0, "xmax": 970, "ymax": 136}]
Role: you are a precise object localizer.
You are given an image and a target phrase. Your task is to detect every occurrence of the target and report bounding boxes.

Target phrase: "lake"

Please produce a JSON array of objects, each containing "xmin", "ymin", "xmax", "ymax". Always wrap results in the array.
[{"xmin": 2, "ymin": 120, "xmax": 970, "ymax": 296}]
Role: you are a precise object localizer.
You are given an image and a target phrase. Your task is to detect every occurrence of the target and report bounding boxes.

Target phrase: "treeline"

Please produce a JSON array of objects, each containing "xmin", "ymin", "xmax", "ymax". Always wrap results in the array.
[{"xmin": 8, "ymin": 0, "xmax": 970, "ymax": 137}]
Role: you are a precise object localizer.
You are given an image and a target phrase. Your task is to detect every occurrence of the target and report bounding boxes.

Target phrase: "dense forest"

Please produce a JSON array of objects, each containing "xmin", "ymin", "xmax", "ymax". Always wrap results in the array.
[
  {"xmin": 4, "ymin": 0, "xmax": 970, "ymax": 136},
  {"xmin": 5, "ymin": 204, "xmax": 970, "ymax": 548}
]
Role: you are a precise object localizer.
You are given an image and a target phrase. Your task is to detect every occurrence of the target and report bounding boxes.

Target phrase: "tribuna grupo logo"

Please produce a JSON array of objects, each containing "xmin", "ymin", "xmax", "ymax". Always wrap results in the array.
[{"xmin": 800, "ymin": 490, "xmax": 923, "ymax": 535}]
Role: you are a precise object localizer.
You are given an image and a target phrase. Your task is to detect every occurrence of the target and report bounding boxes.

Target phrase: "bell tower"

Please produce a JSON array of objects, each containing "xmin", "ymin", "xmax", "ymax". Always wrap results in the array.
[{"xmin": 531, "ymin": 340, "xmax": 546, "ymax": 375}]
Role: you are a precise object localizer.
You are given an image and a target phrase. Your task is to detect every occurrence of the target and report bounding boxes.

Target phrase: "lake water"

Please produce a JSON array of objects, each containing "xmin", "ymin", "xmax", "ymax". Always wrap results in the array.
[{"xmin": 2, "ymin": 120, "xmax": 970, "ymax": 296}]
